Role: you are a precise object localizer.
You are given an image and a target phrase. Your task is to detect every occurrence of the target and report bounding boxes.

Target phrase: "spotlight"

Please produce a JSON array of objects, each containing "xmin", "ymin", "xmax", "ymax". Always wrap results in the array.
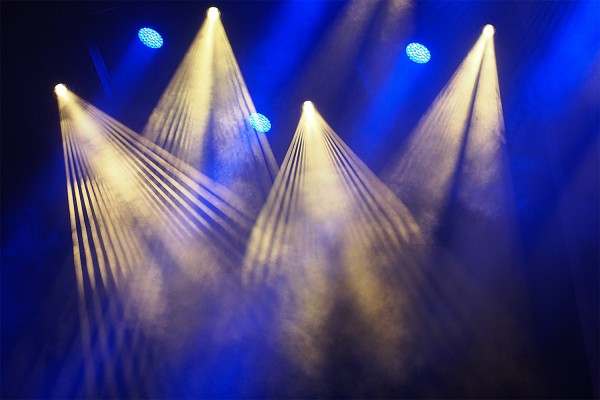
[
  {"xmin": 303, "ymin": 101, "xmax": 315, "ymax": 114},
  {"xmin": 207, "ymin": 7, "xmax": 221, "ymax": 20},
  {"xmin": 54, "ymin": 83, "xmax": 68, "ymax": 96},
  {"xmin": 138, "ymin": 27, "xmax": 163, "ymax": 48},
  {"xmin": 406, "ymin": 43, "xmax": 431, "ymax": 64},
  {"xmin": 248, "ymin": 113, "xmax": 272, "ymax": 133},
  {"xmin": 483, "ymin": 24, "xmax": 495, "ymax": 37}
]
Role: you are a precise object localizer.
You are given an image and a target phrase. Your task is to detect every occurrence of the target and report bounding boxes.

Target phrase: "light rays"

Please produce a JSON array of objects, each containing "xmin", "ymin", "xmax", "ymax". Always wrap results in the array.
[
  {"xmin": 292, "ymin": 0, "xmax": 380, "ymax": 106},
  {"xmin": 57, "ymin": 86, "xmax": 255, "ymax": 397},
  {"xmin": 377, "ymin": 28, "xmax": 536, "ymax": 394},
  {"xmin": 243, "ymin": 103, "xmax": 422, "ymax": 378},
  {"xmin": 143, "ymin": 9, "xmax": 278, "ymax": 213},
  {"xmin": 384, "ymin": 28, "xmax": 505, "ymax": 231}
]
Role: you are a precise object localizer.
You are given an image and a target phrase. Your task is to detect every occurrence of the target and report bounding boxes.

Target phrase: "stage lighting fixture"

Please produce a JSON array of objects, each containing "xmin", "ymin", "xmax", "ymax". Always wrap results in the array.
[
  {"xmin": 248, "ymin": 113, "xmax": 272, "ymax": 133},
  {"xmin": 303, "ymin": 101, "xmax": 315, "ymax": 114},
  {"xmin": 138, "ymin": 27, "xmax": 163, "ymax": 48},
  {"xmin": 483, "ymin": 24, "xmax": 495, "ymax": 37},
  {"xmin": 207, "ymin": 7, "xmax": 221, "ymax": 20},
  {"xmin": 54, "ymin": 83, "xmax": 68, "ymax": 96},
  {"xmin": 406, "ymin": 42, "xmax": 431, "ymax": 64}
]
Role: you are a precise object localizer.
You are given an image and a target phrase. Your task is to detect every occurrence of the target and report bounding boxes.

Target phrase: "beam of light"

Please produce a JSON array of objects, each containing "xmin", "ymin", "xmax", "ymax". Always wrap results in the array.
[
  {"xmin": 406, "ymin": 42, "xmax": 431, "ymax": 64},
  {"xmin": 138, "ymin": 27, "xmax": 163, "ymax": 49},
  {"xmin": 288, "ymin": 0, "xmax": 381, "ymax": 108},
  {"xmin": 458, "ymin": 27, "xmax": 507, "ymax": 215},
  {"xmin": 381, "ymin": 29, "xmax": 539, "ymax": 395},
  {"xmin": 358, "ymin": 0, "xmax": 414, "ymax": 91},
  {"xmin": 241, "ymin": 1, "xmax": 330, "ymax": 107},
  {"xmin": 143, "ymin": 8, "xmax": 278, "ymax": 215},
  {"xmin": 87, "ymin": 41, "xmax": 113, "ymax": 97},
  {"xmin": 243, "ymin": 103, "xmax": 423, "ymax": 379},
  {"xmin": 383, "ymin": 27, "xmax": 504, "ymax": 232},
  {"xmin": 56, "ymin": 88, "xmax": 255, "ymax": 398}
]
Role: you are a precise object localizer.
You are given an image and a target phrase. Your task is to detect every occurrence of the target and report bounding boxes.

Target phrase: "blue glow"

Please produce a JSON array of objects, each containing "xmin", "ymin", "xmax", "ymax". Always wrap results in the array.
[
  {"xmin": 248, "ymin": 113, "xmax": 272, "ymax": 132},
  {"xmin": 406, "ymin": 43, "xmax": 431, "ymax": 64},
  {"xmin": 138, "ymin": 28, "xmax": 163, "ymax": 49}
]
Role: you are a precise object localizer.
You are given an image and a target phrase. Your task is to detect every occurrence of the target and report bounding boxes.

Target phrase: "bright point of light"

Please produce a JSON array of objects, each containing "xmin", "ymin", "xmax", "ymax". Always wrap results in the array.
[
  {"xmin": 406, "ymin": 42, "xmax": 431, "ymax": 64},
  {"xmin": 248, "ymin": 113, "xmax": 272, "ymax": 133},
  {"xmin": 55, "ymin": 83, "xmax": 68, "ymax": 96},
  {"xmin": 207, "ymin": 7, "xmax": 220, "ymax": 20},
  {"xmin": 483, "ymin": 24, "xmax": 495, "ymax": 37},
  {"xmin": 138, "ymin": 27, "xmax": 163, "ymax": 48},
  {"xmin": 303, "ymin": 101, "xmax": 315, "ymax": 114}
]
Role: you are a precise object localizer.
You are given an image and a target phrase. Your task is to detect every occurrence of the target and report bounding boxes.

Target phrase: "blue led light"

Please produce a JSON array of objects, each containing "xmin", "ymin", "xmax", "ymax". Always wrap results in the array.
[
  {"xmin": 138, "ymin": 28, "xmax": 163, "ymax": 49},
  {"xmin": 248, "ymin": 113, "xmax": 272, "ymax": 133},
  {"xmin": 406, "ymin": 42, "xmax": 431, "ymax": 64}
]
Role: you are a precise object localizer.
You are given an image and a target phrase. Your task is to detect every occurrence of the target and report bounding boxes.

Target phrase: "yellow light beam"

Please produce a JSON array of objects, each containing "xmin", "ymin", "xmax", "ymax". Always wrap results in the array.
[
  {"xmin": 382, "ymin": 30, "xmax": 490, "ymax": 232},
  {"xmin": 243, "ymin": 103, "xmax": 422, "ymax": 376},
  {"xmin": 143, "ymin": 12, "xmax": 278, "ymax": 213}
]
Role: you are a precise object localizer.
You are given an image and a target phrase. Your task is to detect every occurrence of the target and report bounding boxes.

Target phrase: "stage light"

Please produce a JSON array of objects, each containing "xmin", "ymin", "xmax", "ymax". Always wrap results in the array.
[
  {"xmin": 483, "ymin": 24, "xmax": 495, "ymax": 37},
  {"xmin": 248, "ymin": 113, "xmax": 272, "ymax": 133},
  {"xmin": 406, "ymin": 42, "xmax": 431, "ymax": 64},
  {"xmin": 207, "ymin": 7, "xmax": 220, "ymax": 20},
  {"xmin": 54, "ymin": 83, "xmax": 68, "ymax": 96},
  {"xmin": 138, "ymin": 27, "xmax": 163, "ymax": 48},
  {"xmin": 303, "ymin": 101, "xmax": 315, "ymax": 114}
]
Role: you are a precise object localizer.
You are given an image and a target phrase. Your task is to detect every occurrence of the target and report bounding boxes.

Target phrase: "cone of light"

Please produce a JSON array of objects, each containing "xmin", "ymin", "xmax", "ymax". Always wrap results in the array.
[
  {"xmin": 56, "ymin": 87, "xmax": 256, "ymax": 397},
  {"xmin": 143, "ymin": 9, "xmax": 278, "ymax": 214},
  {"xmin": 383, "ymin": 26, "xmax": 504, "ymax": 230},
  {"xmin": 243, "ymin": 103, "xmax": 423, "ymax": 377}
]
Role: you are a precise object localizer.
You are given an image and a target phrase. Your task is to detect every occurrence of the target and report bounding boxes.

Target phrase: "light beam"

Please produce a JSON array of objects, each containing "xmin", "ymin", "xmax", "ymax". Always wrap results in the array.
[
  {"xmin": 143, "ymin": 10, "xmax": 277, "ymax": 214},
  {"xmin": 56, "ymin": 88, "xmax": 255, "ymax": 397},
  {"xmin": 243, "ymin": 103, "xmax": 422, "ymax": 378},
  {"xmin": 383, "ymin": 26, "xmax": 505, "ymax": 231}
]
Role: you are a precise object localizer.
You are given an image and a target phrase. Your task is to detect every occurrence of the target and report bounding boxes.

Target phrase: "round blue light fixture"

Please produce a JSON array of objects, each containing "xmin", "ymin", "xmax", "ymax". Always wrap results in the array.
[
  {"xmin": 406, "ymin": 42, "xmax": 431, "ymax": 64},
  {"xmin": 138, "ymin": 27, "xmax": 163, "ymax": 49},
  {"xmin": 248, "ymin": 113, "xmax": 272, "ymax": 133}
]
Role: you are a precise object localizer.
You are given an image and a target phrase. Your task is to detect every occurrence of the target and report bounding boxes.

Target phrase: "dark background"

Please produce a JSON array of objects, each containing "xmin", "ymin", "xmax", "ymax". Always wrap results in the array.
[{"xmin": 2, "ymin": 1, "xmax": 598, "ymax": 398}]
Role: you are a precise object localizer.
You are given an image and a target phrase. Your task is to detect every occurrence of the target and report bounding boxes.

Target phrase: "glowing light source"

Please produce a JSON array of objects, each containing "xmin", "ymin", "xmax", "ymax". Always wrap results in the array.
[
  {"xmin": 406, "ymin": 42, "xmax": 431, "ymax": 64},
  {"xmin": 138, "ymin": 27, "xmax": 163, "ymax": 48},
  {"xmin": 483, "ymin": 24, "xmax": 495, "ymax": 37},
  {"xmin": 303, "ymin": 101, "xmax": 315, "ymax": 114},
  {"xmin": 55, "ymin": 83, "xmax": 68, "ymax": 96},
  {"xmin": 207, "ymin": 7, "xmax": 220, "ymax": 20},
  {"xmin": 248, "ymin": 113, "xmax": 272, "ymax": 133}
]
